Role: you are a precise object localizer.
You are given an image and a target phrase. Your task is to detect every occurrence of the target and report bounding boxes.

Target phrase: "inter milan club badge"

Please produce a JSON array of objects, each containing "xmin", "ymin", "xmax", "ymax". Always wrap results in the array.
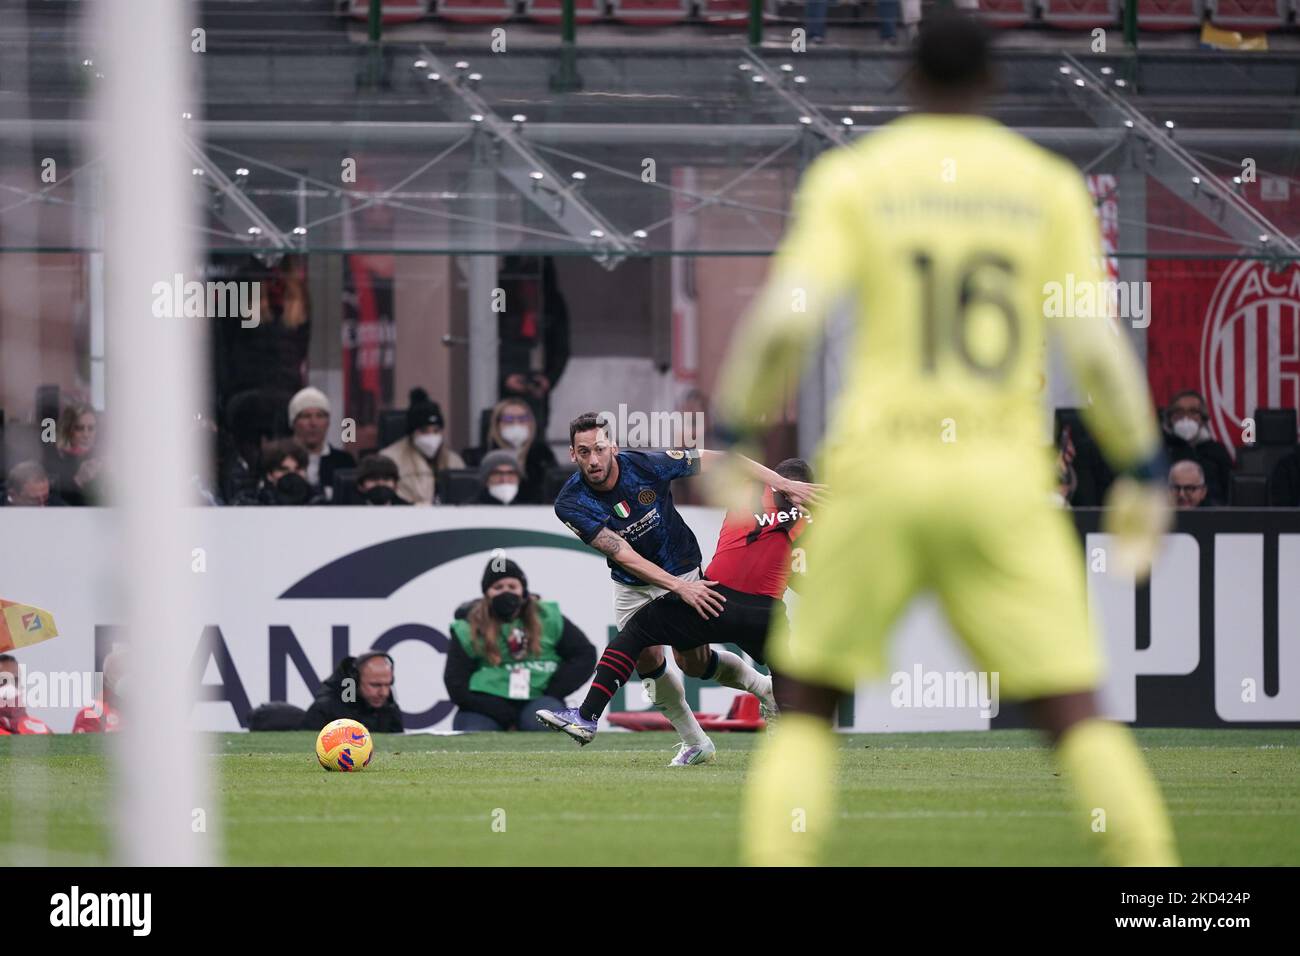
[
  {"xmin": 613, "ymin": 500, "xmax": 631, "ymax": 518},
  {"xmin": 665, "ymin": 449, "xmax": 685, "ymax": 459},
  {"xmin": 638, "ymin": 489, "xmax": 657, "ymax": 506}
]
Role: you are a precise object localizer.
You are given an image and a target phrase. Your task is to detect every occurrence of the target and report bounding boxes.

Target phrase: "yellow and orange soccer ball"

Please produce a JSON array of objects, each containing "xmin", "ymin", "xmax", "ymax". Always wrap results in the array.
[{"xmin": 315, "ymin": 718, "xmax": 373, "ymax": 772}]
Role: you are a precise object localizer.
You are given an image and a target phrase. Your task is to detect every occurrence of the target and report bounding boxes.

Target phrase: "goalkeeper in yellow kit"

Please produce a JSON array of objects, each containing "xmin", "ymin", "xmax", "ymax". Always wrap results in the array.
[{"xmin": 715, "ymin": 11, "xmax": 1177, "ymax": 866}]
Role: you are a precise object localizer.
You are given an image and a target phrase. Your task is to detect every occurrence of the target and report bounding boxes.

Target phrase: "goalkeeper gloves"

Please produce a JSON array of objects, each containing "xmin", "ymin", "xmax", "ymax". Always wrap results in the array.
[{"xmin": 1101, "ymin": 452, "xmax": 1172, "ymax": 582}]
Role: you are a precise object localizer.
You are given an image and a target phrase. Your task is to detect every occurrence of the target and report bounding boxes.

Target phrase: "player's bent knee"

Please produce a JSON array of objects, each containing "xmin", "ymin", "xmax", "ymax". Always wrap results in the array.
[
  {"xmin": 676, "ymin": 646, "xmax": 710, "ymax": 679},
  {"xmin": 636, "ymin": 645, "xmax": 664, "ymax": 674}
]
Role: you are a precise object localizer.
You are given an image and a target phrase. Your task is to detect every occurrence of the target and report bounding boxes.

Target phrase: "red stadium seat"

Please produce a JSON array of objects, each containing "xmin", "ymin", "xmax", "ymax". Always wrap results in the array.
[
  {"xmin": 610, "ymin": 0, "xmax": 692, "ymax": 25},
  {"xmin": 698, "ymin": 0, "xmax": 758, "ymax": 24},
  {"xmin": 347, "ymin": 0, "xmax": 431, "ymax": 23},
  {"xmin": 525, "ymin": 0, "xmax": 604, "ymax": 23},
  {"xmin": 974, "ymin": 0, "xmax": 1036, "ymax": 28},
  {"xmin": 436, "ymin": 0, "xmax": 514, "ymax": 23},
  {"xmin": 1209, "ymin": 0, "xmax": 1288, "ymax": 30},
  {"xmin": 1041, "ymin": 0, "xmax": 1121, "ymax": 27},
  {"xmin": 1136, "ymin": 0, "xmax": 1207, "ymax": 29}
]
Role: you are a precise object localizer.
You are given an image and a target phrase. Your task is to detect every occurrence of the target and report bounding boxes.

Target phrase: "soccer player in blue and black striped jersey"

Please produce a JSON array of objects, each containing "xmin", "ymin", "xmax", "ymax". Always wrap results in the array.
[{"xmin": 541, "ymin": 411, "xmax": 821, "ymax": 765}]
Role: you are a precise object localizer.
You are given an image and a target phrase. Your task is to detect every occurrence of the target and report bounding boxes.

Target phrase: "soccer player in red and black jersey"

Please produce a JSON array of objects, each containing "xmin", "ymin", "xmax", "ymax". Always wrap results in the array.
[{"xmin": 538, "ymin": 458, "xmax": 814, "ymax": 747}]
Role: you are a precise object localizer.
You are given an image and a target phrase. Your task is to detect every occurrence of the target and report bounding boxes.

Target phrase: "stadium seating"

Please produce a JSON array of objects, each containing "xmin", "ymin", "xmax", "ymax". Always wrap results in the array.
[
  {"xmin": 610, "ymin": 0, "xmax": 693, "ymax": 25},
  {"xmin": 435, "ymin": 0, "xmax": 514, "ymax": 24},
  {"xmin": 1208, "ymin": 0, "xmax": 1289, "ymax": 31},
  {"xmin": 1230, "ymin": 473, "xmax": 1269, "ymax": 505},
  {"xmin": 1040, "ymin": 0, "xmax": 1121, "ymax": 28},
  {"xmin": 976, "ymin": 0, "xmax": 1036, "ymax": 28},
  {"xmin": 1135, "ymin": 0, "xmax": 1208, "ymax": 29},
  {"xmin": 525, "ymin": 0, "xmax": 605, "ymax": 24},
  {"xmin": 346, "ymin": 0, "xmax": 431, "ymax": 23},
  {"xmin": 1254, "ymin": 407, "xmax": 1298, "ymax": 447},
  {"xmin": 543, "ymin": 463, "xmax": 579, "ymax": 502},
  {"xmin": 698, "ymin": 0, "xmax": 761, "ymax": 24},
  {"xmin": 331, "ymin": 467, "xmax": 360, "ymax": 505},
  {"xmin": 378, "ymin": 409, "xmax": 409, "ymax": 450},
  {"xmin": 436, "ymin": 467, "xmax": 482, "ymax": 504}
]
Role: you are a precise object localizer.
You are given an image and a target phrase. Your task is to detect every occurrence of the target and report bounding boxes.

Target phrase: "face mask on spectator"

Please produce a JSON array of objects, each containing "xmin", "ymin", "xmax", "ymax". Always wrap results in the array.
[
  {"xmin": 1172, "ymin": 418, "xmax": 1199, "ymax": 442},
  {"xmin": 364, "ymin": 486, "xmax": 399, "ymax": 505},
  {"xmin": 490, "ymin": 591, "xmax": 524, "ymax": 621},
  {"xmin": 500, "ymin": 424, "xmax": 531, "ymax": 448},
  {"xmin": 413, "ymin": 432, "xmax": 443, "ymax": 459},
  {"xmin": 274, "ymin": 472, "xmax": 312, "ymax": 505},
  {"xmin": 488, "ymin": 482, "xmax": 519, "ymax": 504}
]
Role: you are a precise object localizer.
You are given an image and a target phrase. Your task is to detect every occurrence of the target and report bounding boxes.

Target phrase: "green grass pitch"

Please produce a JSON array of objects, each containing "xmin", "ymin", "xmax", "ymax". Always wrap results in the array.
[{"xmin": 2, "ymin": 729, "xmax": 1297, "ymax": 866}]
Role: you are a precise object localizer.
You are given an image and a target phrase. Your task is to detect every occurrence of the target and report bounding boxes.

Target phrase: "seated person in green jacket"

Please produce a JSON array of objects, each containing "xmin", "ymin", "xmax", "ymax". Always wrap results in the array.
[{"xmin": 446, "ymin": 558, "xmax": 596, "ymax": 731}]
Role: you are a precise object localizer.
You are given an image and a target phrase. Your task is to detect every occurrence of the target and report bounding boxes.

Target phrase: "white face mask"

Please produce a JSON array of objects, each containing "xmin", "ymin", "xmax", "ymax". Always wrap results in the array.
[
  {"xmin": 413, "ymin": 432, "xmax": 443, "ymax": 459},
  {"xmin": 488, "ymin": 482, "xmax": 519, "ymax": 504},
  {"xmin": 1172, "ymin": 418, "xmax": 1200, "ymax": 442},
  {"xmin": 500, "ymin": 424, "xmax": 531, "ymax": 448}
]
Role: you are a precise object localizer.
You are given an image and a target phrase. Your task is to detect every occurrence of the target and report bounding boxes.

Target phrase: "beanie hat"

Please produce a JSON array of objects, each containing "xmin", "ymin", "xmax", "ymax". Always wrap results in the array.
[
  {"xmin": 288, "ymin": 387, "xmax": 330, "ymax": 427},
  {"xmin": 479, "ymin": 449, "xmax": 522, "ymax": 484},
  {"xmin": 481, "ymin": 557, "xmax": 527, "ymax": 595},
  {"xmin": 406, "ymin": 388, "xmax": 445, "ymax": 434}
]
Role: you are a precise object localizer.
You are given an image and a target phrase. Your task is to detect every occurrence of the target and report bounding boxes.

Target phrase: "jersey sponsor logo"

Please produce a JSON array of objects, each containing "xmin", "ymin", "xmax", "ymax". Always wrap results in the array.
[
  {"xmin": 665, "ymin": 449, "xmax": 685, "ymax": 460},
  {"xmin": 637, "ymin": 489, "xmax": 657, "ymax": 506},
  {"xmin": 1201, "ymin": 260, "xmax": 1300, "ymax": 452},
  {"xmin": 612, "ymin": 500, "xmax": 631, "ymax": 519}
]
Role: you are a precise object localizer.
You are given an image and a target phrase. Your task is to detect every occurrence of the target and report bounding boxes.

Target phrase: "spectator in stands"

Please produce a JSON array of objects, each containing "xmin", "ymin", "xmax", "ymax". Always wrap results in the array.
[
  {"xmin": 462, "ymin": 398, "xmax": 557, "ymax": 504},
  {"xmin": 236, "ymin": 438, "xmax": 319, "ymax": 505},
  {"xmin": 72, "ymin": 647, "xmax": 125, "ymax": 733},
  {"xmin": 497, "ymin": 256, "xmax": 570, "ymax": 435},
  {"xmin": 879, "ymin": 0, "xmax": 899, "ymax": 43},
  {"xmin": 301, "ymin": 650, "xmax": 403, "ymax": 733},
  {"xmin": 356, "ymin": 454, "xmax": 411, "ymax": 506},
  {"xmin": 1270, "ymin": 450, "xmax": 1300, "ymax": 506},
  {"xmin": 475, "ymin": 450, "xmax": 524, "ymax": 506},
  {"xmin": 380, "ymin": 388, "xmax": 465, "ymax": 505},
  {"xmin": 218, "ymin": 389, "xmax": 281, "ymax": 505},
  {"xmin": 805, "ymin": 0, "xmax": 830, "ymax": 44},
  {"xmin": 445, "ymin": 558, "xmax": 596, "ymax": 732},
  {"xmin": 45, "ymin": 402, "xmax": 105, "ymax": 506},
  {"xmin": 1169, "ymin": 459, "xmax": 1214, "ymax": 509},
  {"xmin": 1162, "ymin": 390, "xmax": 1232, "ymax": 506},
  {"xmin": 0, "ymin": 654, "xmax": 52, "ymax": 735},
  {"xmin": 3, "ymin": 461, "xmax": 63, "ymax": 507},
  {"xmin": 288, "ymin": 387, "xmax": 354, "ymax": 501}
]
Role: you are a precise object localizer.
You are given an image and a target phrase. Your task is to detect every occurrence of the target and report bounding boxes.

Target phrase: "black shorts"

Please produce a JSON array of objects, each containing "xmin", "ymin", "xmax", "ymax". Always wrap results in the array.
[{"xmin": 622, "ymin": 584, "xmax": 785, "ymax": 665}]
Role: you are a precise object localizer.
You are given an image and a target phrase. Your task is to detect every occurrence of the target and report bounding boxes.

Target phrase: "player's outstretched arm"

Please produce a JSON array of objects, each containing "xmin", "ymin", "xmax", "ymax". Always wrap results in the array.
[
  {"xmin": 697, "ymin": 449, "xmax": 826, "ymax": 509},
  {"xmin": 589, "ymin": 528, "xmax": 725, "ymax": 619}
]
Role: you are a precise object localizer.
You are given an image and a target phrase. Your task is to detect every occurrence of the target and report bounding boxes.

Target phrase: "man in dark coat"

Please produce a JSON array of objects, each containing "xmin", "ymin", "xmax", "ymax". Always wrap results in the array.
[{"xmin": 301, "ymin": 651, "xmax": 404, "ymax": 733}]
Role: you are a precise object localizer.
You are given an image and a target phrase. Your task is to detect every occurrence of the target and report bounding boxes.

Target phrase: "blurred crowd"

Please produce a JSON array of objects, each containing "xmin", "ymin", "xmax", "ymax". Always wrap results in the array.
[{"xmin": 4, "ymin": 385, "xmax": 1298, "ymax": 510}]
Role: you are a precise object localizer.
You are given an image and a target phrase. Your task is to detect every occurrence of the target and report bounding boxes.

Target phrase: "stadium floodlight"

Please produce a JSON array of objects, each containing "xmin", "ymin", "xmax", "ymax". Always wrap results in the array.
[
  {"xmin": 780, "ymin": 63, "xmax": 793, "ymax": 72},
  {"xmin": 469, "ymin": 113, "xmax": 484, "ymax": 123},
  {"xmin": 794, "ymin": 75, "xmax": 807, "ymax": 84},
  {"xmin": 633, "ymin": 229, "xmax": 648, "ymax": 239},
  {"xmin": 426, "ymin": 72, "xmax": 440, "ymax": 81},
  {"xmin": 529, "ymin": 170, "xmax": 544, "ymax": 181},
  {"xmin": 413, "ymin": 59, "xmax": 428, "ymax": 70},
  {"xmin": 292, "ymin": 225, "xmax": 307, "ymax": 235},
  {"xmin": 590, "ymin": 229, "xmax": 605, "ymax": 238},
  {"xmin": 799, "ymin": 116, "xmax": 813, "ymax": 125},
  {"xmin": 1165, "ymin": 120, "xmax": 1176, "ymax": 129},
  {"xmin": 181, "ymin": 111, "xmax": 192, "ymax": 119},
  {"xmin": 455, "ymin": 60, "xmax": 469, "ymax": 70},
  {"xmin": 1074, "ymin": 78, "xmax": 1085, "ymax": 88},
  {"xmin": 234, "ymin": 167, "xmax": 249, "ymax": 177},
  {"xmin": 1100, "ymin": 66, "xmax": 1114, "ymax": 75},
  {"xmin": 1115, "ymin": 79, "xmax": 1128, "ymax": 88},
  {"xmin": 738, "ymin": 62, "xmax": 753, "ymax": 71},
  {"xmin": 570, "ymin": 171, "xmax": 587, "ymax": 182},
  {"xmin": 751, "ymin": 75, "xmax": 765, "ymax": 84},
  {"xmin": 1059, "ymin": 65, "xmax": 1072, "ymax": 74},
  {"xmin": 841, "ymin": 117, "xmax": 854, "ymax": 126},
  {"xmin": 191, "ymin": 167, "xmax": 204, "ymax": 176},
  {"xmin": 247, "ymin": 226, "xmax": 262, "ymax": 236},
  {"xmin": 1123, "ymin": 119, "xmax": 1135, "ymax": 128}
]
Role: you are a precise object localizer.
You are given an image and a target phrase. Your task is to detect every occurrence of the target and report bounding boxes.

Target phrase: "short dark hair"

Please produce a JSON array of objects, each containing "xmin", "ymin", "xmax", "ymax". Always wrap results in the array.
[
  {"xmin": 569, "ymin": 412, "xmax": 608, "ymax": 447},
  {"xmin": 775, "ymin": 458, "xmax": 813, "ymax": 483},
  {"xmin": 914, "ymin": 10, "xmax": 992, "ymax": 91},
  {"xmin": 0, "ymin": 654, "xmax": 16, "ymax": 665},
  {"xmin": 262, "ymin": 438, "xmax": 307, "ymax": 477},
  {"xmin": 356, "ymin": 454, "xmax": 399, "ymax": 486}
]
